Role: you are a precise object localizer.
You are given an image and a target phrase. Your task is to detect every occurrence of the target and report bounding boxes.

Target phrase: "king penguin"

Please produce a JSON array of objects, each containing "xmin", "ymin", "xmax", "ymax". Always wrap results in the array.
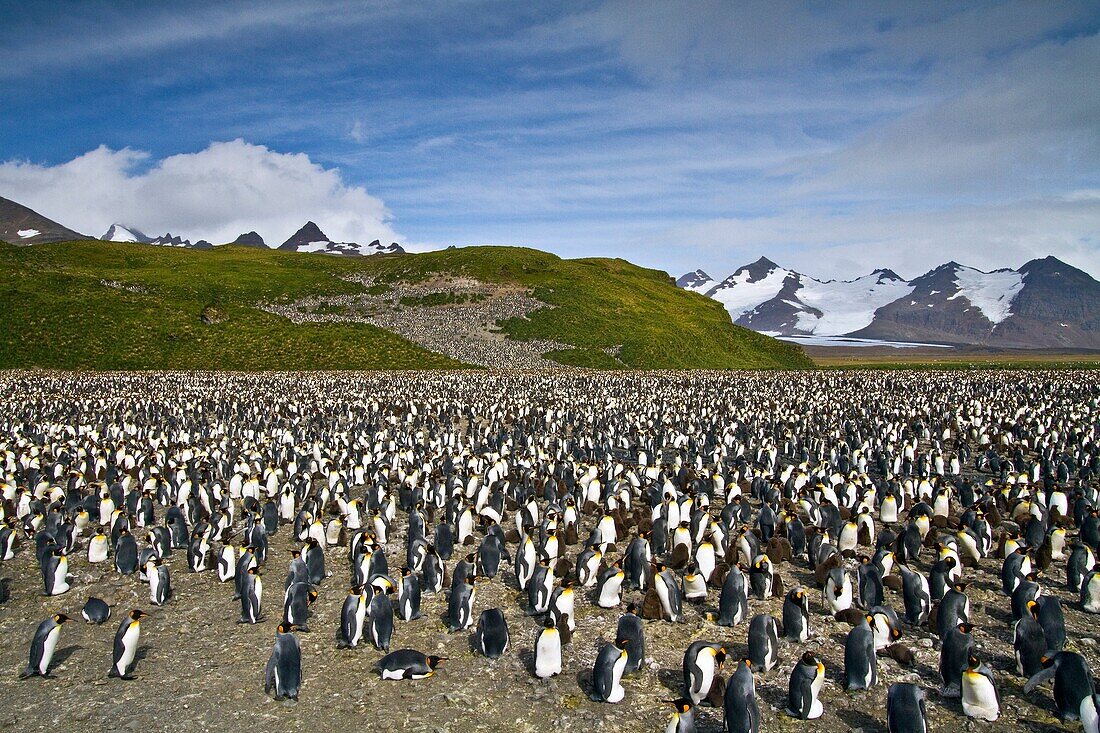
[
  {"xmin": 20, "ymin": 614, "xmax": 72, "ymax": 679},
  {"xmin": 724, "ymin": 659, "xmax": 760, "ymax": 733},
  {"xmin": 474, "ymin": 607, "xmax": 509, "ymax": 660},
  {"xmin": 109, "ymin": 609, "xmax": 149, "ymax": 679},
  {"xmin": 886, "ymin": 682, "xmax": 928, "ymax": 733},
  {"xmin": 534, "ymin": 616, "xmax": 562, "ymax": 678},
  {"xmin": 264, "ymin": 623, "xmax": 302, "ymax": 701},
  {"xmin": 786, "ymin": 651, "xmax": 825, "ymax": 719},
  {"xmin": 592, "ymin": 638, "xmax": 629, "ymax": 703}
]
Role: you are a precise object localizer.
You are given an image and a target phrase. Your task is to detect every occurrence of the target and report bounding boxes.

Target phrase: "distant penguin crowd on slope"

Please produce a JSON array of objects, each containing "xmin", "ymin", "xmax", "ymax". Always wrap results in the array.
[{"xmin": 1, "ymin": 369, "xmax": 1100, "ymax": 731}]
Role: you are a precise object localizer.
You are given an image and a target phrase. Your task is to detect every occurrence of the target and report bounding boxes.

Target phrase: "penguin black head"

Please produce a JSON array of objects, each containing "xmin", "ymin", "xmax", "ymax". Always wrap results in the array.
[
  {"xmin": 542, "ymin": 616, "xmax": 557, "ymax": 629},
  {"xmin": 1040, "ymin": 654, "xmax": 1054, "ymax": 668},
  {"xmin": 966, "ymin": 653, "xmax": 982, "ymax": 670},
  {"xmin": 670, "ymin": 698, "xmax": 692, "ymax": 714},
  {"xmin": 53, "ymin": 613, "xmax": 72, "ymax": 624},
  {"xmin": 614, "ymin": 638, "xmax": 629, "ymax": 650},
  {"xmin": 957, "ymin": 622, "xmax": 975, "ymax": 634},
  {"xmin": 129, "ymin": 609, "xmax": 149, "ymax": 621},
  {"xmin": 1026, "ymin": 600, "xmax": 1040, "ymax": 618},
  {"xmin": 248, "ymin": 567, "xmax": 260, "ymax": 576},
  {"xmin": 277, "ymin": 623, "xmax": 297, "ymax": 633},
  {"xmin": 800, "ymin": 651, "xmax": 817, "ymax": 665},
  {"xmin": 427, "ymin": 655, "xmax": 447, "ymax": 669}
]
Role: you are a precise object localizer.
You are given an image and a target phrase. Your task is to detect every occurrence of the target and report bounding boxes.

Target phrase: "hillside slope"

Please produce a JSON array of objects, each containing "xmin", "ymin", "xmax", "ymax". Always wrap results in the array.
[{"xmin": 0, "ymin": 240, "xmax": 809, "ymax": 370}]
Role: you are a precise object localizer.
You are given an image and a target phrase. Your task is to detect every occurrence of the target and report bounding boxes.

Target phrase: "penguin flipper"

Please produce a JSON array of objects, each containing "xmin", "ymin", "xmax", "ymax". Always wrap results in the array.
[{"xmin": 1024, "ymin": 665, "xmax": 1056, "ymax": 693}]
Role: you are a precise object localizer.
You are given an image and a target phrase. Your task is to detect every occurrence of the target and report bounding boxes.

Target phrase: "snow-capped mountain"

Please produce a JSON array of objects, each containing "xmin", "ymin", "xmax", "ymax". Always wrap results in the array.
[
  {"xmin": 277, "ymin": 221, "xmax": 405, "ymax": 256},
  {"xmin": 0, "ymin": 195, "xmax": 86, "ymax": 244},
  {"xmin": 675, "ymin": 269, "xmax": 714, "ymax": 293},
  {"xmin": 682, "ymin": 256, "xmax": 1100, "ymax": 348},
  {"xmin": 101, "ymin": 223, "xmax": 151, "ymax": 243}
]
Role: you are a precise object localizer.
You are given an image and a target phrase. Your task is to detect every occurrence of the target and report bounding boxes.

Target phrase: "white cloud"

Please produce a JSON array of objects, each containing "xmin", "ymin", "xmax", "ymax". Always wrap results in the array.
[{"xmin": 0, "ymin": 140, "xmax": 401, "ymax": 246}]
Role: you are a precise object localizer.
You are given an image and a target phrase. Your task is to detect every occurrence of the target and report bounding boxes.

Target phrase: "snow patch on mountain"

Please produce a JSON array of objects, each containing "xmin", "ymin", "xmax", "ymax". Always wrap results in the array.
[
  {"xmin": 676, "ymin": 269, "xmax": 714, "ymax": 293},
  {"xmin": 707, "ymin": 264, "xmax": 790, "ymax": 320},
  {"xmin": 948, "ymin": 267, "xmax": 1023, "ymax": 325},
  {"xmin": 101, "ymin": 224, "xmax": 150, "ymax": 243},
  {"xmin": 17, "ymin": 229, "xmax": 40, "ymax": 238},
  {"xmin": 793, "ymin": 271, "xmax": 914, "ymax": 335}
]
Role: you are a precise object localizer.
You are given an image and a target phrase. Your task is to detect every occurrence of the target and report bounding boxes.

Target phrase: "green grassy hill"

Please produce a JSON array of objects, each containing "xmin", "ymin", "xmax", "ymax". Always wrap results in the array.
[{"xmin": 0, "ymin": 240, "xmax": 811, "ymax": 370}]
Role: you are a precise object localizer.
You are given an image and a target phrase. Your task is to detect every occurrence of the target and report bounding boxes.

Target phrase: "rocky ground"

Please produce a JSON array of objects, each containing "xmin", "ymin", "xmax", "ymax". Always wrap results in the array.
[
  {"xmin": 2, "ymin": 488, "xmax": 1098, "ymax": 733},
  {"xmin": 259, "ymin": 275, "xmax": 575, "ymax": 368}
]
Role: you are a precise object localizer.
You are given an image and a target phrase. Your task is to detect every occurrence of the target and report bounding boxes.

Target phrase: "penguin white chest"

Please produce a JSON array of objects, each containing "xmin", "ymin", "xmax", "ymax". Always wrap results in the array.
[
  {"xmin": 962, "ymin": 672, "xmax": 999, "ymax": 721},
  {"xmin": 40, "ymin": 626, "xmax": 61, "ymax": 674}
]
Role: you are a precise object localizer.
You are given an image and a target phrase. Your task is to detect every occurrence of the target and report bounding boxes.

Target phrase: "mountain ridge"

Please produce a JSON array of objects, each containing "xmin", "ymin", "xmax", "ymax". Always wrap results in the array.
[{"xmin": 682, "ymin": 256, "xmax": 1100, "ymax": 348}]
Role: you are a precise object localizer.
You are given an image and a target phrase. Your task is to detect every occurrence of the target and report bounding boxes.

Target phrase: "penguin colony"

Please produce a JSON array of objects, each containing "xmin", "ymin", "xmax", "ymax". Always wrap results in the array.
[{"xmin": 1, "ymin": 369, "xmax": 1100, "ymax": 732}]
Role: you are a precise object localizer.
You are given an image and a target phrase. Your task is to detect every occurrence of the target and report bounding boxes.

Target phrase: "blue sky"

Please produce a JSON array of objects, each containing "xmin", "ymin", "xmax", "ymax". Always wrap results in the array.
[{"xmin": 1, "ymin": 0, "xmax": 1098, "ymax": 279}]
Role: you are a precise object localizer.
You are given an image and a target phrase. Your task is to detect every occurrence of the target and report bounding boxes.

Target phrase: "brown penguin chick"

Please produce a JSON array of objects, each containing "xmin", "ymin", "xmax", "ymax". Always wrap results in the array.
[
  {"xmin": 554, "ymin": 556, "xmax": 573, "ymax": 580},
  {"xmin": 709, "ymin": 562, "xmax": 730, "ymax": 589},
  {"xmin": 883, "ymin": 643, "xmax": 916, "ymax": 667},
  {"xmin": 705, "ymin": 674, "xmax": 726, "ymax": 707},
  {"xmin": 838, "ymin": 506, "xmax": 852, "ymax": 521},
  {"xmin": 556, "ymin": 612, "xmax": 573, "ymax": 644},
  {"xmin": 813, "ymin": 553, "xmax": 842, "ymax": 588},
  {"xmin": 634, "ymin": 508, "xmax": 652, "ymax": 535},
  {"xmin": 771, "ymin": 570, "xmax": 785, "ymax": 598},
  {"xmin": 835, "ymin": 608, "xmax": 867, "ymax": 626},
  {"xmin": 612, "ymin": 509, "xmax": 627, "ymax": 537},
  {"xmin": 883, "ymin": 574, "xmax": 904, "ymax": 592},
  {"xmin": 669, "ymin": 543, "xmax": 690, "ymax": 570},
  {"xmin": 931, "ymin": 515, "xmax": 949, "ymax": 529},
  {"xmin": 928, "ymin": 602, "xmax": 939, "ymax": 630},
  {"xmin": 641, "ymin": 587, "xmax": 664, "ymax": 620},
  {"xmin": 504, "ymin": 528, "xmax": 521, "ymax": 544},
  {"xmin": 582, "ymin": 500, "xmax": 600, "ymax": 515},
  {"xmin": 765, "ymin": 537, "xmax": 792, "ymax": 565},
  {"xmin": 563, "ymin": 522, "xmax": 579, "ymax": 546}
]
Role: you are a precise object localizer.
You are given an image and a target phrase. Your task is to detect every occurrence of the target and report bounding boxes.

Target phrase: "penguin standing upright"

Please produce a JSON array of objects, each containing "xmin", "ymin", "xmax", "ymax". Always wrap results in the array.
[
  {"xmin": 747, "ymin": 614, "xmax": 779, "ymax": 672},
  {"xmin": 592, "ymin": 639, "xmax": 629, "ymax": 703},
  {"xmin": 20, "ymin": 614, "xmax": 72, "ymax": 678},
  {"xmin": 108, "ymin": 609, "xmax": 149, "ymax": 679},
  {"xmin": 398, "ymin": 566, "xmax": 422, "ymax": 621},
  {"xmin": 616, "ymin": 604, "xmax": 646, "ymax": 673},
  {"xmin": 474, "ymin": 608, "xmax": 509, "ymax": 659},
  {"xmin": 786, "ymin": 651, "xmax": 825, "ymax": 719},
  {"xmin": 41, "ymin": 549, "xmax": 70, "ymax": 596},
  {"xmin": 654, "ymin": 563, "xmax": 683, "ymax": 622},
  {"xmin": 844, "ymin": 616, "xmax": 878, "ymax": 690},
  {"xmin": 368, "ymin": 585, "xmax": 394, "ymax": 652},
  {"xmin": 595, "ymin": 562, "xmax": 625, "ymax": 608},
  {"xmin": 239, "ymin": 566, "xmax": 263, "ymax": 624},
  {"xmin": 682, "ymin": 641, "xmax": 725, "ymax": 705},
  {"xmin": 337, "ymin": 586, "xmax": 367, "ymax": 649},
  {"xmin": 146, "ymin": 559, "xmax": 172, "ymax": 606},
  {"xmin": 534, "ymin": 617, "xmax": 561, "ymax": 678},
  {"xmin": 899, "ymin": 565, "xmax": 931, "ymax": 626},
  {"xmin": 447, "ymin": 575, "xmax": 477, "ymax": 632},
  {"xmin": 1013, "ymin": 600, "xmax": 1047, "ymax": 677},
  {"xmin": 264, "ymin": 623, "xmax": 302, "ymax": 701},
  {"xmin": 717, "ymin": 565, "xmax": 749, "ymax": 626},
  {"xmin": 962, "ymin": 654, "xmax": 1000, "ymax": 721},
  {"xmin": 823, "ymin": 567, "xmax": 853, "ymax": 613},
  {"xmin": 724, "ymin": 659, "xmax": 760, "ymax": 733},
  {"xmin": 940, "ymin": 622, "xmax": 974, "ymax": 697},
  {"xmin": 886, "ymin": 682, "xmax": 928, "ymax": 733},
  {"xmin": 782, "ymin": 586, "xmax": 811, "ymax": 641},
  {"xmin": 217, "ymin": 544, "xmax": 236, "ymax": 582}
]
